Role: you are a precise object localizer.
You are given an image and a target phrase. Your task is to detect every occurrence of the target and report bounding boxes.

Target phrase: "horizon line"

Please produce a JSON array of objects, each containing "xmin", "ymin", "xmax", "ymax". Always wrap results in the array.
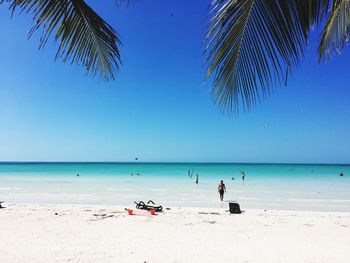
[{"xmin": 0, "ymin": 161, "xmax": 349, "ymax": 166}]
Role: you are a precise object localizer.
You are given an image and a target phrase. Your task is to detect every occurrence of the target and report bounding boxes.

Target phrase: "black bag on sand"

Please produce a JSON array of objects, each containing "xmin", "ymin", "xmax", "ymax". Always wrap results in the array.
[{"xmin": 229, "ymin": 202, "xmax": 241, "ymax": 214}]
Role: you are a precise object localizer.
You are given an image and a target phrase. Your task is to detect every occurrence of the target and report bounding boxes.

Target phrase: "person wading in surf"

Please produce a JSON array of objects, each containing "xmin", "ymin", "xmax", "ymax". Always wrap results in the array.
[{"xmin": 218, "ymin": 180, "xmax": 226, "ymax": 201}]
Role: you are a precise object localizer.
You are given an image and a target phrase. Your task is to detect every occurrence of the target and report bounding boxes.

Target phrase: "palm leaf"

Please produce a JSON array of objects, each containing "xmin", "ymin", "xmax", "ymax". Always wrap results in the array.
[
  {"xmin": 205, "ymin": 0, "xmax": 329, "ymax": 113},
  {"xmin": 1, "ymin": 0, "xmax": 121, "ymax": 81},
  {"xmin": 318, "ymin": 0, "xmax": 350, "ymax": 62}
]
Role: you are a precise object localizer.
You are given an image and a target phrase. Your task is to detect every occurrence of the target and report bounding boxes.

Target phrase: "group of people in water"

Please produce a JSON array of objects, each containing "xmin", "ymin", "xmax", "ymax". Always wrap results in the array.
[
  {"xmin": 188, "ymin": 170, "xmax": 199, "ymax": 184},
  {"xmin": 231, "ymin": 171, "xmax": 246, "ymax": 181},
  {"xmin": 218, "ymin": 172, "xmax": 246, "ymax": 201},
  {"xmin": 188, "ymin": 169, "xmax": 246, "ymax": 201}
]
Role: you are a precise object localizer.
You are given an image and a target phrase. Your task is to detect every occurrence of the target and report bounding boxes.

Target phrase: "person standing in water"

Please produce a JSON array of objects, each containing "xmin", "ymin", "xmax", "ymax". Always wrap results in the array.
[
  {"xmin": 195, "ymin": 174, "xmax": 199, "ymax": 184},
  {"xmin": 218, "ymin": 180, "xmax": 226, "ymax": 201},
  {"xmin": 241, "ymin": 172, "xmax": 246, "ymax": 181}
]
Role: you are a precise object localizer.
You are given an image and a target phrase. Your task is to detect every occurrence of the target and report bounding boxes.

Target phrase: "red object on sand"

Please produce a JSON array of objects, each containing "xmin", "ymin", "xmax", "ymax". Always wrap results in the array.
[
  {"xmin": 150, "ymin": 209, "xmax": 156, "ymax": 215},
  {"xmin": 128, "ymin": 209, "xmax": 133, "ymax": 215}
]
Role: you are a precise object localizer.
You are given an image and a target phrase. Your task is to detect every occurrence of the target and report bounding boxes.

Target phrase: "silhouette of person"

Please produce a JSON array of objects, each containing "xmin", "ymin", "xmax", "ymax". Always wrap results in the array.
[{"xmin": 218, "ymin": 180, "xmax": 226, "ymax": 201}]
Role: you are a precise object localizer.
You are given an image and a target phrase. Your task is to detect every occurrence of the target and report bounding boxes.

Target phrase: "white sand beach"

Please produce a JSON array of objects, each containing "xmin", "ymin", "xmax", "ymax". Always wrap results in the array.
[{"xmin": 1, "ymin": 203, "xmax": 350, "ymax": 263}]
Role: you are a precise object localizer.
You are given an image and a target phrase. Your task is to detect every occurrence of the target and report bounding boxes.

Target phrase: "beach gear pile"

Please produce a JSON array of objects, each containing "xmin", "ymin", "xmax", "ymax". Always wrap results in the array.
[{"xmin": 134, "ymin": 200, "xmax": 163, "ymax": 212}]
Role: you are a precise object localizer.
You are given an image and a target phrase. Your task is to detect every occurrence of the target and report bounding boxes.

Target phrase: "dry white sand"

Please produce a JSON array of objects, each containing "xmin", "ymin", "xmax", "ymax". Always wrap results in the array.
[{"xmin": 1, "ymin": 203, "xmax": 350, "ymax": 263}]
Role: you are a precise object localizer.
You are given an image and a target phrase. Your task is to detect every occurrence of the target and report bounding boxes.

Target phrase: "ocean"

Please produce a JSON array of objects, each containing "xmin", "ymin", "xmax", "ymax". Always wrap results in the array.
[{"xmin": 0, "ymin": 162, "xmax": 349, "ymax": 211}]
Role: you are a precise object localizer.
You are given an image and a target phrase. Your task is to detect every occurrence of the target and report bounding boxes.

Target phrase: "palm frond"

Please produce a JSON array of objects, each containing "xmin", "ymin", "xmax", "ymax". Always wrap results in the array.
[
  {"xmin": 298, "ymin": 0, "xmax": 330, "ymax": 26},
  {"xmin": 318, "ymin": 0, "xmax": 350, "ymax": 62},
  {"xmin": 205, "ymin": 0, "xmax": 329, "ymax": 113},
  {"xmin": 2, "ymin": 0, "xmax": 121, "ymax": 81}
]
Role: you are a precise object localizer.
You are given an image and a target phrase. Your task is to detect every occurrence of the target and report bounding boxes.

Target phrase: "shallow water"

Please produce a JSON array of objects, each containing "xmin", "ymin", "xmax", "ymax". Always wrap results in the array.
[{"xmin": 0, "ymin": 162, "xmax": 349, "ymax": 211}]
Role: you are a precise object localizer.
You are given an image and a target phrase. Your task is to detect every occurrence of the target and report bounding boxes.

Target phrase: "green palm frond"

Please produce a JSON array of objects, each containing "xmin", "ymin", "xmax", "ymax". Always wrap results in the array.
[
  {"xmin": 205, "ymin": 0, "xmax": 329, "ymax": 113},
  {"xmin": 2, "ymin": 0, "xmax": 121, "ymax": 81},
  {"xmin": 319, "ymin": 0, "xmax": 350, "ymax": 62}
]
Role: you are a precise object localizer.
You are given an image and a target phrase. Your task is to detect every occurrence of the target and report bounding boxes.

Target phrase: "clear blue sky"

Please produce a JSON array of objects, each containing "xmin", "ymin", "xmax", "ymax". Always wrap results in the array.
[{"xmin": 0, "ymin": 0, "xmax": 349, "ymax": 163}]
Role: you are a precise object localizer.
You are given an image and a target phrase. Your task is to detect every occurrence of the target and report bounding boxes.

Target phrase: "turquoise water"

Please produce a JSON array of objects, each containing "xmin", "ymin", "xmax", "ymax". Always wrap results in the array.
[{"xmin": 0, "ymin": 162, "xmax": 349, "ymax": 211}]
